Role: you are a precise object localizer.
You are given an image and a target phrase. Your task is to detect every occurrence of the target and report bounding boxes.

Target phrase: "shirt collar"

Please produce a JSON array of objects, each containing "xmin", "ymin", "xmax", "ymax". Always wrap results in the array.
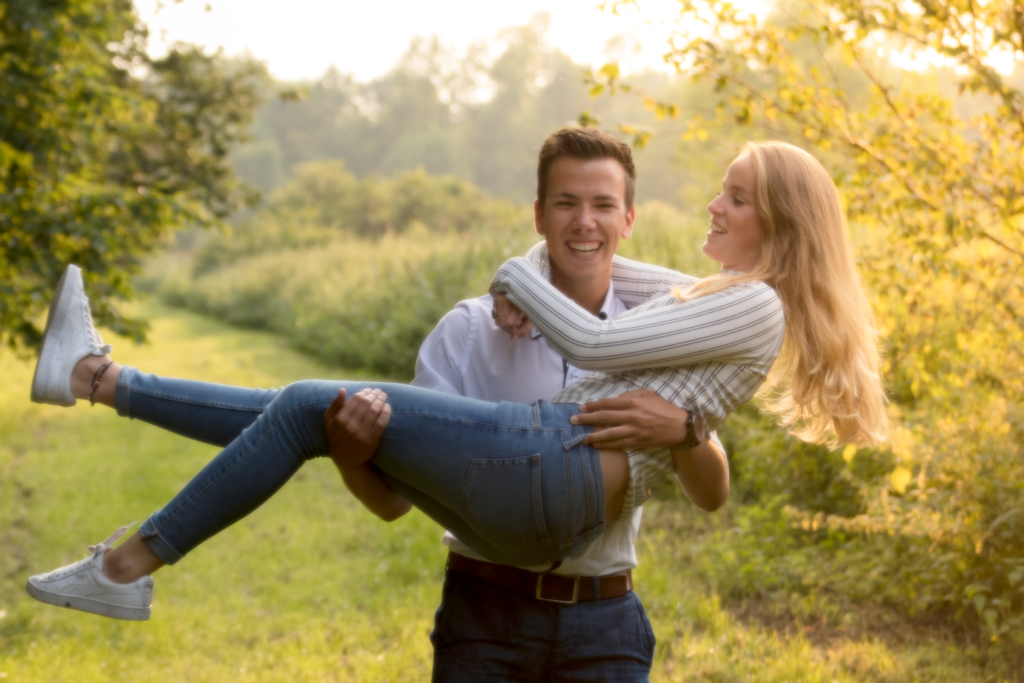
[{"xmin": 529, "ymin": 281, "xmax": 615, "ymax": 340}]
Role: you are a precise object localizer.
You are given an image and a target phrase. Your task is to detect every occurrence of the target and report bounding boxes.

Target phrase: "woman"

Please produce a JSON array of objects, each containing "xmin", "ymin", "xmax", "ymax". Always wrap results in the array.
[{"xmin": 26, "ymin": 141, "xmax": 887, "ymax": 621}]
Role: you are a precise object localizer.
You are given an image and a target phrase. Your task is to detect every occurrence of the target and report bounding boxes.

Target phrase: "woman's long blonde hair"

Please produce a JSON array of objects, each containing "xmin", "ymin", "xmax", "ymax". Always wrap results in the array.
[{"xmin": 676, "ymin": 141, "xmax": 887, "ymax": 448}]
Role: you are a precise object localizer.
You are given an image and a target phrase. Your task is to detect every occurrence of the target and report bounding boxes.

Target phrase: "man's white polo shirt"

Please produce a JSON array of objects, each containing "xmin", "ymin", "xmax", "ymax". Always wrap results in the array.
[{"xmin": 412, "ymin": 283, "xmax": 641, "ymax": 576}]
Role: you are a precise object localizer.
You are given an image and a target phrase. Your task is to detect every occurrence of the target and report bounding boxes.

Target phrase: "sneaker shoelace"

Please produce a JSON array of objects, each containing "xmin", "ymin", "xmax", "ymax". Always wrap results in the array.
[
  {"xmin": 78, "ymin": 282, "xmax": 113, "ymax": 356},
  {"xmin": 44, "ymin": 523, "xmax": 135, "ymax": 580}
]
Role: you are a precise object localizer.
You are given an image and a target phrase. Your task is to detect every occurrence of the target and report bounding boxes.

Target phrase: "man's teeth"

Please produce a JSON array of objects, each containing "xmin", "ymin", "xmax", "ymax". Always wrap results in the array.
[{"xmin": 569, "ymin": 243, "xmax": 600, "ymax": 254}]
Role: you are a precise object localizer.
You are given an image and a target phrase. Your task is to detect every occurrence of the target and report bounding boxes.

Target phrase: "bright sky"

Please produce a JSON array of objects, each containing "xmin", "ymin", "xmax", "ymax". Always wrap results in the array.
[{"xmin": 137, "ymin": 0, "xmax": 687, "ymax": 82}]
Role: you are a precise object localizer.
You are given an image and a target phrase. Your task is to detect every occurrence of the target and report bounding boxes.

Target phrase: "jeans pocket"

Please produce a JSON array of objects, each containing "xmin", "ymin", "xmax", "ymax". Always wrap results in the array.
[{"xmin": 461, "ymin": 453, "xmax": 550, "ymax": 543}]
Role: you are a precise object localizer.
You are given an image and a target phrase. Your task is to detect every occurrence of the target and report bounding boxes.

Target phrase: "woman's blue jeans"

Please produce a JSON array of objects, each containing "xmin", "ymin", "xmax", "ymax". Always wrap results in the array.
[{"xmin": 115, "ymin": 368, "xmax": 606, "ymax": 568}]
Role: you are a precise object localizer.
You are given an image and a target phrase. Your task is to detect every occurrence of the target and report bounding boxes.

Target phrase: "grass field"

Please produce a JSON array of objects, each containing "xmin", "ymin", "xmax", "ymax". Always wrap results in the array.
[{"xmin": 0, "ymin": 302, "xmax": 996, "ymax": 681}]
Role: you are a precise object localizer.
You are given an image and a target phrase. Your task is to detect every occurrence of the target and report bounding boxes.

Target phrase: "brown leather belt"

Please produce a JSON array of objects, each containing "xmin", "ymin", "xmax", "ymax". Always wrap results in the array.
[{"xmin": 446, "ymin": 552, "xmax": 632, "ymax": 604}]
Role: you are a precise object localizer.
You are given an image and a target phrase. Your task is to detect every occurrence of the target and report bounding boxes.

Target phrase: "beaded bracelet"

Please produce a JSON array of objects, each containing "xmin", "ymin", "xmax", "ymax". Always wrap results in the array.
[{"xmin": 89, "ymin": 361, "xmax": 113, "ymax": 406}]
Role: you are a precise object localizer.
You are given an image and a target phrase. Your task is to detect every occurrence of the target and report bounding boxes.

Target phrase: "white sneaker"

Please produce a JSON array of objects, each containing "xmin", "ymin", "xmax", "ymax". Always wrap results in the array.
[
  {"xmin": 25, "ymin": 525, "xmax": 153, "ymax": 621},
  {"xmin": 30, "ymin": 264, "xmax": 113, "ymax": 406}
]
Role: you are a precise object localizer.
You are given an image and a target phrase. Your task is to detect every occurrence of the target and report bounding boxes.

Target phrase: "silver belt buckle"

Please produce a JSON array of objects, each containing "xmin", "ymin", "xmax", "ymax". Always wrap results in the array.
[{"xmin": 535, "ymin": 574, "xmax": 579, "ymax": 604}]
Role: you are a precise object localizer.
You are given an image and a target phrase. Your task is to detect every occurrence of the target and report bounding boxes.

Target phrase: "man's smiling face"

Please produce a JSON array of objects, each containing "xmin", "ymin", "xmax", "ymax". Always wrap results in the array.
[{"xmin": 534, "ymin": 156, "xmax": 636, "ymax": 293}]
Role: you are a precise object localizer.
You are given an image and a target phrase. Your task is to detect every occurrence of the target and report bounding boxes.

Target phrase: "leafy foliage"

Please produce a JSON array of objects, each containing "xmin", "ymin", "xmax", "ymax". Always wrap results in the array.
[
  {"xmin": 0, "ymin": 0, "xmax": 267, "ymax": 350},
  {"xmin": 145, "ymin": 165, "xmax": 528, "ymax": 377},
  {"xmin": 262, "ymin": 162, "xmax": 508, "ymax": 239},
  {"xmin": 601, "ymin": 0, "xmax": 1024, "ymax": 658}
]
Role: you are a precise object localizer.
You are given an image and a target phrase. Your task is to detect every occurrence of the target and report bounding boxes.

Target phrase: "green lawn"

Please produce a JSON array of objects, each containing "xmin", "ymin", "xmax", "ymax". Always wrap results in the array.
[{"xmin": 0, "ymin": 303, "xmax": 994, "ymax": 681}]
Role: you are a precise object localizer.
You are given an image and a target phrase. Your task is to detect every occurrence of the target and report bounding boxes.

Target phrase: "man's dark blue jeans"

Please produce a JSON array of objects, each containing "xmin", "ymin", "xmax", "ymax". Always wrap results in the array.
[{"xmin": 431, "ymin": 571, "xmax": 656, "ymax": 682}]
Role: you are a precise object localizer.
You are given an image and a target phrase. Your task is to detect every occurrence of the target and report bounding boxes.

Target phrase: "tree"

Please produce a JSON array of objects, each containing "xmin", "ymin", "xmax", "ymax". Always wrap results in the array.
[
  {"xmin": 598, "ymin": 0, "xmax": 1024, "ymax": 651},
  {"xmin": 0, "ymin": 0, "xmax": 268, "ymax": 349},
  {"xmin": 231, "ymin": 15, "xmax": 713, "ymax": 206},
  {"xmin": 599, "ymin": 0, "xmax": 1024, "ymax": 394}
]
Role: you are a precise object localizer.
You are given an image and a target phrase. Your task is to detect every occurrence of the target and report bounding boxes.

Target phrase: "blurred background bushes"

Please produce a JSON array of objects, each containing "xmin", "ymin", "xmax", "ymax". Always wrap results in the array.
[{"xmin": 143, "ymin": 160, "xmax": 714, "ymax": 378}]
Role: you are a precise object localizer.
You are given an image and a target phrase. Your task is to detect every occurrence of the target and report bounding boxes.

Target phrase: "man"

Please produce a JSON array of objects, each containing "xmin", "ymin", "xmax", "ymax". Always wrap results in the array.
[{"xmin": 326, "ymin": 127, "xmax": 729, "ymax": 681}]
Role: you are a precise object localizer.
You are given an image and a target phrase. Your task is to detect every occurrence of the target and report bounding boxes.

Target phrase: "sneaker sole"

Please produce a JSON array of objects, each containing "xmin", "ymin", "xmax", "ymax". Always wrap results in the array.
[
  {"xmin": 30, "ymin": 265, "xmax": 80, "ymax": 407},
  {"xmin": 25, "ymin": 579, "xmax": 151, "ymax": 621}
]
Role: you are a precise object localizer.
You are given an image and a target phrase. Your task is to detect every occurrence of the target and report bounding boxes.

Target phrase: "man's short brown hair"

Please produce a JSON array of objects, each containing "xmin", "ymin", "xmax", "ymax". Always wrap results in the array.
[{"xmin": 536, "ymin": 128, "xmax": 637, "ymax": 210}]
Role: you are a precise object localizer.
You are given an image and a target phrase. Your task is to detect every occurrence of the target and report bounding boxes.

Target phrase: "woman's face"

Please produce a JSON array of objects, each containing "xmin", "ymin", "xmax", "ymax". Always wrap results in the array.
[{"xmin": 703, "ymin": 154, "xmax": 763, "ymax": 272}]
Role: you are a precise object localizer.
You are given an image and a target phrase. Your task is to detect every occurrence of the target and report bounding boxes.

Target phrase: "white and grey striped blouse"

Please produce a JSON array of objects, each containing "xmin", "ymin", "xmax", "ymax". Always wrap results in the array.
[{"xmin": 491, "ymin": 248, "xmax": 786, "ymax": 518}]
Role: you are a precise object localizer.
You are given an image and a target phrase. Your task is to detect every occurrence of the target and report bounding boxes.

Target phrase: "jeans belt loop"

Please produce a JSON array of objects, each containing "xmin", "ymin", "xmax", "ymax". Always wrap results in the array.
[{"xmin": 535, "ymin": 574, "xmax": 580, "ymax": 604}]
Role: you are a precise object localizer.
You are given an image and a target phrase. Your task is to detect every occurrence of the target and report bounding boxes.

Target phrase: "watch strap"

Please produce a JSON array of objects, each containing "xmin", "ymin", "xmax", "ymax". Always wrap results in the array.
[{"xmin": 677, "ymin": 408, "xmax": 703, "ymax": 449}]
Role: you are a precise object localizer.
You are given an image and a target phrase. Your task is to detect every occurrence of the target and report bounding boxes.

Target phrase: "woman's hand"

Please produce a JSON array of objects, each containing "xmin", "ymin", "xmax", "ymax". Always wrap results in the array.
[
  {"xmin": 569, "ymin": 388, "xmax": 688, "ymax": 450},
  {"xmin": 491, "ymin": 292, "xmax": 534, "ymax": 342}
]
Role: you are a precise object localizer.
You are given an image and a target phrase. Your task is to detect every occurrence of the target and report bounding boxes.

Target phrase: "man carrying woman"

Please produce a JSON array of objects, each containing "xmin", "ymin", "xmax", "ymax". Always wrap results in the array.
[
  {"xmin": 26, "ymin": 132, "xmax": 887, "ymax": 680},
  {"xmin": 329, "ymin": 127, "xmax": 728, "ymax": 680}
]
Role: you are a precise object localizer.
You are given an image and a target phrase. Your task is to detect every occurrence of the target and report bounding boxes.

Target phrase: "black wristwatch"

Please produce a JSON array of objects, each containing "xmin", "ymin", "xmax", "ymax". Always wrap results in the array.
[{"xmin": 676, "ymin": 409, "xmax": 706, "ymax": 450}]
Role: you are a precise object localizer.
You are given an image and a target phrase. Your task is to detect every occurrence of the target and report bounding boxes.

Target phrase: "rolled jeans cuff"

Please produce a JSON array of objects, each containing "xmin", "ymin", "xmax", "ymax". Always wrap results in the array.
[
  {"xmin": 114, "ymin": 365, "xmax": 137, "ymax": 419},
  {"xmin": 139, "ymin": 514, "xmax": 187, "ymax": 565}
]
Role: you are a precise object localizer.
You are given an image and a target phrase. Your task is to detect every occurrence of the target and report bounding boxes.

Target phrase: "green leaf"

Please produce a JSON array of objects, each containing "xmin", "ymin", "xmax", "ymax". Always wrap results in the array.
[{"xmin": 973, "ymin": 594, "xmax": 987, "ymax": 614}]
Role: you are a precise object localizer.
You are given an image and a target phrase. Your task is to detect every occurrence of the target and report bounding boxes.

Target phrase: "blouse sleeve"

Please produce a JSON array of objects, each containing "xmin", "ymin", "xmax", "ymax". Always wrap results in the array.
[
  {"xmin": 609, "ymin": 255, "xmax": 698, "ymax": 308},
  {"xmin": 491, "ymin": 256, "xmax": 784, "ymax": 371},
  {"xmin": 520, "ymin": 241, "xmax": 697, "ymax": 309}
]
